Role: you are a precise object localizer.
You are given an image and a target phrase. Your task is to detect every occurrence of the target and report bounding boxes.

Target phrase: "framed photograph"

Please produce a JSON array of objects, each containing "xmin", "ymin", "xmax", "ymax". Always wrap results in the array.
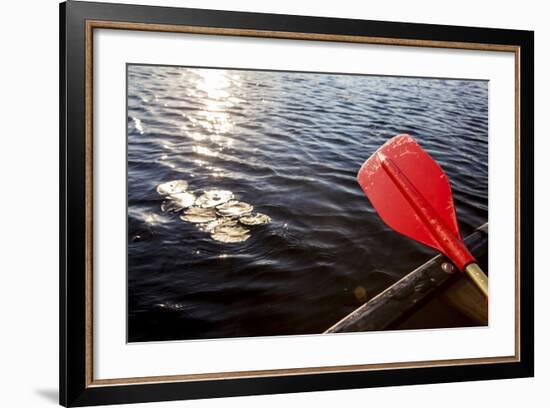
[{"xmin": 60, "ymin": 1, "xmax": 534, "ymax": 406}]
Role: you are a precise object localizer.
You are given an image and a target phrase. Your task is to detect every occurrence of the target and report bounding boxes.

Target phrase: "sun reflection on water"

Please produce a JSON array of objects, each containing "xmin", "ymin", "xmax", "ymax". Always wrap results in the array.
[
  {"xmin": 186, "ymin": 70, "xmax": 242, "ymax": 148},
  {"xmin": 178, "ymin": 69, "xmax": 246, "ymax": 176},
  {"xmin": 188, "ymin": 69, "xmax": 235, "ymax": 99},
  {"xmin": 192, "ymin": 145, "xmax": 218, "ymax": 157}
]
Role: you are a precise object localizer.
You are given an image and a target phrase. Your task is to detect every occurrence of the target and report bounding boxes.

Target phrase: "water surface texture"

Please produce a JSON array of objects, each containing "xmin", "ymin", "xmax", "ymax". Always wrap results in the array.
[{"xmin": 127, "ymin": 65, "xmax": 488, "ymax": 342}]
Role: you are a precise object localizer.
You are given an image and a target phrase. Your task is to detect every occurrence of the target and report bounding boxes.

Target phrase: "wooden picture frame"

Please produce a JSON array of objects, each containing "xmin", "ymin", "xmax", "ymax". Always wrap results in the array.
[{"xmin": 60, "ymin": 1, "xmax": 534, "ymax": 406}]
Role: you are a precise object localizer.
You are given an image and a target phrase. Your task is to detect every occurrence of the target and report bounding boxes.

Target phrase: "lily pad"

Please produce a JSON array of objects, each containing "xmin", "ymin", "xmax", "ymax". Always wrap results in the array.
[
  {"xmin": 239, "ymin": 213, "xmax": 271, "ymax": 225},
  {"xmin": 195, "ymin": 189, "xmax": 234, "ymax": 208},
  {"xmin": 198, "ymin": 218, "xmax": 235, "ymax": 232},
  {"xmin": 156, "ymin": 180, "xmax": 188, "ymax": 195},
  {"xmin": 180, "ymin": 207, "xmax": 217, "ymax": 223},
  {"xmin": 216, "ymin": 200, "xmax": 253, "ymax": 218},
  {"xmin": 161, "ymin": 192, "xmax": 196, "ymax": 212},
  {"xmin": 211, "ymin": 222, "xmax": 250, "ymax": 243}
]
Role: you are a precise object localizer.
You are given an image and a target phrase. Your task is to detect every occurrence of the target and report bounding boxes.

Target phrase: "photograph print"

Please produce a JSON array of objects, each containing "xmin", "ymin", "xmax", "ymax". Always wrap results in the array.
[{"xmin": 127, "ymin": 64, "xmax": 488, "ymax": 343}]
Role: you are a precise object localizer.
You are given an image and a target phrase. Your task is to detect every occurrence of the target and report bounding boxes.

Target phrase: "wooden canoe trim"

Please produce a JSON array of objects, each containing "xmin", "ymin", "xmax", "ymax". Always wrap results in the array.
[
  {"xmin": 442, "ymin": 273, "xmax": 488, "ymax": 323},
  {"xmin": 325, "ymin": 223, "xmax": 488, "ymax": 333}
]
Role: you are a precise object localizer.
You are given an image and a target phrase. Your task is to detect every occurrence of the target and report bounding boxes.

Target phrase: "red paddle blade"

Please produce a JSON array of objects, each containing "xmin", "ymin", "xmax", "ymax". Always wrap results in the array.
[{"xmin": 357, "ymin": 134, "xmax": 474, "ymax": 271}]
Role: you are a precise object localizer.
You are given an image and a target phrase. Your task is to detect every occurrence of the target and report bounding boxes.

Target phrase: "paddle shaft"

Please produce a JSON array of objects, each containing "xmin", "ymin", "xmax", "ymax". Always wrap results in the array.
[{"xmin": 464, "ymin": 263, "xmax": 489, "ymax": 298}]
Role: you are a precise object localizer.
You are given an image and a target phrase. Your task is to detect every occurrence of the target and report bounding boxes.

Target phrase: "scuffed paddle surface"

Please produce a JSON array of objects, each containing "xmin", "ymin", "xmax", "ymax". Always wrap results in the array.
[{"xmin": 357, "ymin": 134, "xmax": 461, "ymax": 251}]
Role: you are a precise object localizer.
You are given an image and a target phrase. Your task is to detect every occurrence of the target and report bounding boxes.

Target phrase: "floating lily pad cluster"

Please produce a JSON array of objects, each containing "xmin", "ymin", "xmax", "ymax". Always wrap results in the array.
[{"xmin": 156, "ymin": 180, "xmax": 271, "ymax": 243}]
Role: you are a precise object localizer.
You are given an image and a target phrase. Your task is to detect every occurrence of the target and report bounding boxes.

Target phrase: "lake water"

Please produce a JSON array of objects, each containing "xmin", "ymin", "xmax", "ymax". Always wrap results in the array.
[{"xmin": 127, "ymin": 65, "xmax": 488, "ymax": 342}]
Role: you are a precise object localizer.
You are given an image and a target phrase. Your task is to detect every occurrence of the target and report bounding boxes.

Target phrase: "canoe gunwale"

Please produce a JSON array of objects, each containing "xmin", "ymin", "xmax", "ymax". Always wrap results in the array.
[{"xmin": 324, "ymin": 223, "xmax": 488, "ymax": 334}]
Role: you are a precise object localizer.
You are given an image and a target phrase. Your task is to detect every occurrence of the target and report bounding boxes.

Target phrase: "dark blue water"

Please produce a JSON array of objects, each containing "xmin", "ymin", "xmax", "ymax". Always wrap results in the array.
[{"xmin": 127, "ymin": 65, "xmax": 488, "ymax": 342}]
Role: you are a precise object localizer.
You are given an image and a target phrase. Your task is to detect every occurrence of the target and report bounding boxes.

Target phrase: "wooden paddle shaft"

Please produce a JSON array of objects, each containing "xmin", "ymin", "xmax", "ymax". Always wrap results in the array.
[{"xmin": 464, "ymin": 263, "xmax": 488, "ymax": 298}]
